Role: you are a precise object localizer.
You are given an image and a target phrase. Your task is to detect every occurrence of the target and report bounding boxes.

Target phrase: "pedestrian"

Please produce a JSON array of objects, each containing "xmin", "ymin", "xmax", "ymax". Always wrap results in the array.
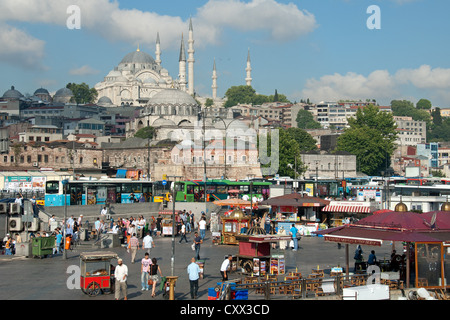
[
  {"xmin": 187, "ymin": 257, "xmax": 201, "ymax": 299},
  {"xmin": 142, "ymin": 231, "xmax": 154, "ymax": 255},
  {"xmin": 114, "ymin": 258, "xmax": 128, "ymax": 300},
  {"xmin": 354, "ymin": 245, "xmax": 364, "ymax": 272},
  {"xmin": 190, "ymin": 211, "xmax": 195, "ymax": 231},
  {"xmin": 137, "ymin": 216, "xmax": 145, "ymax": 238},
  {"xmin": 368, "ymin": 250, "xmax": 377, "ymax": 266},
  {"xmin": 289, "ymin": 224, "xmax": 299, "ymax": 251},
  {"xmin": 156, "ymin": 215, "xmax": 162, "ymax": 236},
  {"xmin": 179, "ymin": 220, "xmax": 188, "ymax": 243},
  {"xmin": 193, "ymin": 232, "xmax": 203, "ymax": 260},
  {"xmin": 198, "ymin": 216, "xmax": 207, "ymax": 240},
  {"xmin": 129, "ymin": 233, "xmax": 140, "ymax": 263},
  {"xmin": 78, "ymin": 215, "xmax": 83, "ymax": 227},
  {"xmin": 149, "ymin": 258, "xmax": 163, "ymax": 298},
  {"xmin": 4, "ymin": 235, "xmax": 12, "ymax": 255},
  {"xmin": 54, "ymin": 230, "xmax": 63, "ymax": 254},
  {"xmin": 141, "ymin": 252, "xmax": 152, "ymax": 291},
  {"xmin": 220, "ymin": 255, "xmax": 233, "ymax": 281},
  {"xmin": 186, "ymin": 212, "xmax": 191, "ymax": 233}
]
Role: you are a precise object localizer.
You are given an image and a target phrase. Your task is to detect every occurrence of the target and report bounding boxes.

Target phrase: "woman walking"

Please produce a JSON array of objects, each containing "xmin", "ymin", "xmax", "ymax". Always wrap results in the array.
[{"xmin": 149, "ymin": 258, "xmax": 163, "ymax": 297}]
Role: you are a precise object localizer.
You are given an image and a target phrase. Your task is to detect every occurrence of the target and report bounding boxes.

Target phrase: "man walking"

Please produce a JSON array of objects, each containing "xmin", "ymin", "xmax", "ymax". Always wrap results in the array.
[
  {"xmin": 129, "ymin": 233, "xmax": 140, "ymax": 263},
  {"xmin": 198, "ymin": 217, "xmax": 207, "ymax": 240},
  {"xmin": 179, "ymin": 220, "xmax": 188, "ymax": 243},
  {"xmin": 142, "ymin": 232, "xmax": 154, "ymax": 255},
  {"xmin": 290, "ymin": 224, "xmax": 299, "ymax": 251},
  {"xmin": 114, "ymin": 258, "xmax": 128, "ymax": 300},
  {"xmin": 141, "ymin": 252, "xmax": 152, "ymax": 291},
  {"xmin": 220, "ymin": 255, "xmax": 233, "ymax": 281},
  {"xmin": 193, "ymin": 232, "xmax": 203, "ymax": 260},
  {"xmin": 187, "ymin": 257, "xmax": 201, "ymax": 299}
]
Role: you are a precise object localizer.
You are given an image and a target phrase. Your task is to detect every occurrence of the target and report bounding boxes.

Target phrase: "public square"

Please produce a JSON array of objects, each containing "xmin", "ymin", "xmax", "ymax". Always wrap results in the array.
[{"xmin": 0, "ymin": 231, "xmax": 397, "ymax": 301}]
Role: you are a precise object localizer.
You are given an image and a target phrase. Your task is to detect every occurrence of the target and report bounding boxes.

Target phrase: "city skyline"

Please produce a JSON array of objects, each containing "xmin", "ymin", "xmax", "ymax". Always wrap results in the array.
[{"xmin": 1, "ymin": 0, "xmax": 449, "ymax": 107}]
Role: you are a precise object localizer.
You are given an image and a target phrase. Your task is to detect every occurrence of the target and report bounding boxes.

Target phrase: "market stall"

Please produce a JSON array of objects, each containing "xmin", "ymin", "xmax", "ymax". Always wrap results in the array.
[
  {"xmin": 220, "ymin": 208, "xmax": 251, "ymax": 245},
  {"xmin": 159, "ymin": 210, "xmax": 177, "ymax": 237},
  {"xmin": 321, "ymin": 201, "xmax": 377, "ymax": 227},
  {"xmin": 235, "ymin": 227, "xmax": 291, "ymax": 276},
  {"xmin": 261, "ymin": 193, "xmax": 329, "ymax": 236}
]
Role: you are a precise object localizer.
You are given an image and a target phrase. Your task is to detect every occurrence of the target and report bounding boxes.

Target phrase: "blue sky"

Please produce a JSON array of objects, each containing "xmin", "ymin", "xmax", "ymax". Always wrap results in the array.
[{"xmin": 1, "ymin": 0, "xmax": 450, "ymax": 107}]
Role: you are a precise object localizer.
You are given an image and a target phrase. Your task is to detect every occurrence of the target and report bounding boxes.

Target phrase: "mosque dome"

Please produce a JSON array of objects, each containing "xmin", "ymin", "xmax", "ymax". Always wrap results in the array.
[
  {"xmin": 2, "ymin": 86, "xmax": 24, "ymax": 99},
  {"xmin": 34, "ymin": 88, "xmax": 49, "ymax": 95},
  {"xmin": 98, "ymin": 96, "xmax": 113, "ymax": 105},
  {"xmin": 120, "ymin": 50, "xmax": 156, "ymax": 65},
  {"xmin": 148, "ymin": 88, "xmax": 197, "ymax": 106},
  {"xmin": 144, "ymin": 77, "xmax": 158, "ymax": 84},
  {"xmin": 54, "ymin": 87, "xmax": 73, "ymax": 98},
  {"xmin": 395, "ymin": 202, "xmax": 408, "ymax": 212}
]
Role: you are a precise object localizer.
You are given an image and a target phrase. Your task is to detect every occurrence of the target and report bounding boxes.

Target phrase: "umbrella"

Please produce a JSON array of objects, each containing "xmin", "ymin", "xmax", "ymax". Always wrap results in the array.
[{"xmin": 214, "ymin": 198, "xmax": 252, "ymax": 208}]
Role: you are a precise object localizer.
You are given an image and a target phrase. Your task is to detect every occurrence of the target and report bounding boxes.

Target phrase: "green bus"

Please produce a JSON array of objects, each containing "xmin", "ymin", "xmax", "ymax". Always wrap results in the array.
[{"xmin": 174, "ymin": 180, "xmax": 272, "ymax": 202}]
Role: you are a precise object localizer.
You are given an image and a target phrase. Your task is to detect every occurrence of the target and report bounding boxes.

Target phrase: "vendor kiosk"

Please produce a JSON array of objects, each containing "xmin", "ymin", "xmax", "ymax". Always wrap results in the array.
[
  {"xmin": 220, "ymin": 209, "xmax": 251, "ymax": 245},
  {"xmin": 235, "ymin": 229, "xmax": 291, "ymax": 276},
  {"xmin": 159, "ymin": 210, "xmax": 176, "ymax": 236}
]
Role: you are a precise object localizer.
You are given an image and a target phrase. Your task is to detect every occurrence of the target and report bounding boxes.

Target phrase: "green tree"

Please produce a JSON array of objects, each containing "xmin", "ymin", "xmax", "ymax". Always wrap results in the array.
[
  {"xmin": 134, "ymin": 126, "xmax": 155, "ymax": 140},
  {"xmin": 224, "ymin": 85, "xmax": 256, "ymax": 108},
  {"xmin": 66, "ymin": 82, "xmax": 98, "ymax": 104},
  {"xmin": 296, "ymin": 109, "xmax": 321, "ymax": 129},
  {"xmin": 258, "ymin": 128, "xmax": 306, "ymax": 177},
  {"xmin": 337, "ymin": 105, "xmax": 397, "ymax": 176},
  {"xmin": 286, "ymin": 127, "xmax": 317, "ymax": 152},
  {"xmin": 391, "ymin": 99, "xmax": 431, "ymax": 123},
  {"xmin": 416, "ymin": 98, "xmax": 432, "ymax": 110},
  {"xmin": 205, "ymin": 98, "xmax": 214, "ymax": 107}
]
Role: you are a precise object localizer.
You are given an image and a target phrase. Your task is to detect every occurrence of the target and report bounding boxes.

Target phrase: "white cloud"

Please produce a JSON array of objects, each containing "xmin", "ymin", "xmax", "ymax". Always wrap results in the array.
[
  {"xmin": 195, "ymin": 0, "xmax": 317, "ymax": 43},
  {"xmin": 0, "ymin": 23, "xmax": 46, "ymax": 70},
  {"xmin": 0, "ymin": 0, "xmax": 317, "ymax": 52},
  {"xmin": 298, "ymin": 65, "xmax": 450, "ymax": 106},
  {"xmin": 69, "ymin": 65, "xmax": 100, "ymax": 76}
]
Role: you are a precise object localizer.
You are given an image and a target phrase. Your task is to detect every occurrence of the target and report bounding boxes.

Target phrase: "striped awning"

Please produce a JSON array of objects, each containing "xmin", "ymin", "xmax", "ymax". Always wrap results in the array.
[{"xmin": 322, "ymin": 204, "xmax": 371, "ymax": 213}]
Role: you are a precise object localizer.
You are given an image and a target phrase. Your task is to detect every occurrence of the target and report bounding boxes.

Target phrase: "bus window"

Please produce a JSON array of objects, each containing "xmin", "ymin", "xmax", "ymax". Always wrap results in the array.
[
  {"xmin": 46, "ymin": 181, "xmax": 60, "ymax": 194},
  {"xmin": 216, "ymin": 185, "xmax": 227, "ymax": 194},
  {"xmin": 206, "ymin": 185, "xmax": 216, "ymax": 194},
  {"xmin": 239, "ymin": 185, "xmax": 249, "ymax": 193}
]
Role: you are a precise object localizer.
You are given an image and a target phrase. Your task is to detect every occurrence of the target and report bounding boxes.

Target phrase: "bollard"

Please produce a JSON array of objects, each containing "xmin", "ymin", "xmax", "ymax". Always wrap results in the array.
[{"xmin": 166, "ymin": 276, "xmax": 178, "ymax": 300}]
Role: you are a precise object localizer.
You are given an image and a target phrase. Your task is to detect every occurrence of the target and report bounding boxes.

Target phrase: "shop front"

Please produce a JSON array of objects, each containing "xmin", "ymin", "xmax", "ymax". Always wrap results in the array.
[{"xmin": 321, "ymin": 201, "xmax": 377, "ymax": 227}]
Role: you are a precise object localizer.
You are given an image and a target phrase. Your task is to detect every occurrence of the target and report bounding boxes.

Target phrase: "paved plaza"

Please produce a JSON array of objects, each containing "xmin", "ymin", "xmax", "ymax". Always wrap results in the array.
[{"xmin": 0, "ymin": 231, "xmax": 398, "ymax": 301}]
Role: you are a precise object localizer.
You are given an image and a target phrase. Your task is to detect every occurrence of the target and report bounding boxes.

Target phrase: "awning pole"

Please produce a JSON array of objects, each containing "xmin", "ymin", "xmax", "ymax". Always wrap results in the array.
[
  {"xmin": 346, "ymin": 244, "xmax": 349, "ymax": 281},
  {"xmin": 406, "ymin": 242, "xmax": 410, "ymax": 288}
]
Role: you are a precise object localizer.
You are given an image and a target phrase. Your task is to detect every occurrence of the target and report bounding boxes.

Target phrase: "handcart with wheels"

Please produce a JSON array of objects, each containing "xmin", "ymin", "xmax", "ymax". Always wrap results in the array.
[{"xmin": 80, "ymin": 251, "xmax": 118, "ymax": 297}]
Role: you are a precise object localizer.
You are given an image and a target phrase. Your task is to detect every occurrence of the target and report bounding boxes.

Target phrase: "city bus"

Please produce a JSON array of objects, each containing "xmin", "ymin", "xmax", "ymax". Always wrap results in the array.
[
  {"xmin": 174, "ymin": 179, "xmax": 272, "ymax": 202},
  {"xmin": 45, "ymin": 178, "xmax": 153, "ymax": 206}
]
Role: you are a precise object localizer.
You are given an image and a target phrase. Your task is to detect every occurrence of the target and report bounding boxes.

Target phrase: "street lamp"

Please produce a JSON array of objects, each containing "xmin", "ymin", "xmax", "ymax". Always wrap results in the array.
[
  {"xmin": 62, "ymin": 179, "xmax": 69, "ymax": 260},
  {"xmin": 167, "ymin": 175, "xmax": 182, "ymax": 276}
]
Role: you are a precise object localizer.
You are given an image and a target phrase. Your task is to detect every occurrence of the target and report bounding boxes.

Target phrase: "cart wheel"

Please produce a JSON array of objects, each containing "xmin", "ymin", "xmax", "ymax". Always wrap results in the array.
[
  {"xmin": 242, "ymin": 260, "xmax": 253, "ymax": 274},
  {"xmin": 214, "ymin": 285, "xmax": 221, "ymax": 292},
  {"xmin": 87, "ymin": 282, "xmax": 101, "ymax": 297}
]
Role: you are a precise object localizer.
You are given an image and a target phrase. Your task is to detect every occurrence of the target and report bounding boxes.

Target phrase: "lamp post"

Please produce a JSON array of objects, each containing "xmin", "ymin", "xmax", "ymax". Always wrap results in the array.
[
  {"xmin": 168, "ymin": 175, "xmax": 182, "ymax": 276},
  {"xmin": 62, "ymin": 179, "xmax": 68, "ymax": 260}
]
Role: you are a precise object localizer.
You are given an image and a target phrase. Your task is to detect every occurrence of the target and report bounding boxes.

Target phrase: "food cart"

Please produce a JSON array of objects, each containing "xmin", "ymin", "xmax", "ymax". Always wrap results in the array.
[
  {"xmin": 235, "ymin": 229, "xmax": 291, "ymax": 276},
  {"xmin": 220, "ymin": 208, "xmax": 251, "ymax": 245},
  {"xmin": 159, "ymin": 210, "xmax": 177, "ymax": 236},
  {"xmin": 80, "ymin": 251, "xmax": 118, "ymax": 297}
]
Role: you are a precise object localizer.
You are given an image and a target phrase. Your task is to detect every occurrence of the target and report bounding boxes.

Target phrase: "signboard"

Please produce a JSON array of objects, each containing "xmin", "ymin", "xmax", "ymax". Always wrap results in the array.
[{"xmin": 305, "ymin": 183, "xmax": 314, "ymax": 197}]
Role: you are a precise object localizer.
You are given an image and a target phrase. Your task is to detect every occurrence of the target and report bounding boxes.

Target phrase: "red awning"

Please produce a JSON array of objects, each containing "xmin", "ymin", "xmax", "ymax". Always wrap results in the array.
[{"xmin": 322, "ymin": 204, "xmax": 371, "ymax": 213}]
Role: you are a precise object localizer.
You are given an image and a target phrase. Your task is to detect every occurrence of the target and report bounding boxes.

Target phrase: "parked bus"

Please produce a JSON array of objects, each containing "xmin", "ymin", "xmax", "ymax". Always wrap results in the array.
[
  {"xmin": 174, "ymin": 179, "xmax": 271, "ymax": 202},
  {"xmin": 45, "ymin": 178, "xmax": 153, "ymax": 206}
]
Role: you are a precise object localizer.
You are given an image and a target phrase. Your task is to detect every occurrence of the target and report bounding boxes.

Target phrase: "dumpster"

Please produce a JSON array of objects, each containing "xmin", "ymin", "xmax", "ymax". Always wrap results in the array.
[{"xmin": 32, "ymin": 236, "xmax": 55, "ymax": 258}]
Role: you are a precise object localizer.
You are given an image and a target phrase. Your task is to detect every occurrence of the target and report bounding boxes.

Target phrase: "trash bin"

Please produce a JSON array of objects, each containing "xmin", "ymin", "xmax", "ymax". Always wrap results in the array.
[
  {"xmin": 65, "ymin": 236, "xmax": 72, "ymax": 250},
  {"xmin": 32, "ymin": 236, "xmax": 56, "ymax": 258}
]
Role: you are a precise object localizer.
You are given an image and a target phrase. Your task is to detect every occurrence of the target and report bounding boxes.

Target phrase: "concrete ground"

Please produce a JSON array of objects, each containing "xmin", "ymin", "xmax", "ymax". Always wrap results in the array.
[{"xmin": 0, "ymin": 230, "xmax": 412, "ymax": 301}]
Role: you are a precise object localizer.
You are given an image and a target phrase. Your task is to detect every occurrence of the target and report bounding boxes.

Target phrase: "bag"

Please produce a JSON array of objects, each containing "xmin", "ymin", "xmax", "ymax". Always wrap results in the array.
[
  {"xmin": 148, "ymin": 279, "xmax": 153, "ymax": 286},
  {"xmin": 191, "ymin": 243, "xmax": 196, "ymax": 251}
]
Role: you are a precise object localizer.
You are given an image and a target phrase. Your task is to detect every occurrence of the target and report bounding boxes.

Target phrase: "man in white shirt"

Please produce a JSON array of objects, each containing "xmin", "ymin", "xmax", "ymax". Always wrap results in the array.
[
  {"xmin": 220, "ymin": 255, "xmax": 233, "ymax": 281},
  {"xmin": 198, "ymin": 217, "xmax": 207, "ymax": 240},
  {"xmin": 114, "ymin": 258, "xmax": 128, "ymax": 300},
  {"xmin": 187, "ymin": 257, "xmax": 201, "ymax": 299},
  {"xmin": 142, "ymin": 232, "xmax": 154, "ymax": 254},
  {"xmin": 100, "ymin": 207, "xmax": 108, "ymax": 216}
]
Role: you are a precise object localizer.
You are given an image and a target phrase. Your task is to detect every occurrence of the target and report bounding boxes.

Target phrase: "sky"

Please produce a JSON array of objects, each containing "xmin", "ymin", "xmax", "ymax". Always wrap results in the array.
[{"xmin": 1, "ymin": 0, "xmax": 450, "ymax": 107}]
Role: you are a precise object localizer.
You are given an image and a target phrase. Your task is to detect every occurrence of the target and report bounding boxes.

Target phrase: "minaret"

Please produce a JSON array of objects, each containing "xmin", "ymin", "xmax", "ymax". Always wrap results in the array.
[
  {"xmin": 179, "ymin": 33, "xmax": 187, "ymax": 92},
  {"xmin": 245, "ymin": 48, "xmax": 252, "ymax": 86},
  {"xmin": 212, "ymin": 58, "xmax": 218, "ymax": 100},
  {"xmin": 155, "ymin": 32, "xmax": 161, "ymax": 66},
  {"xmin": 187, "ymin": 18, "xmax": 195, "ymax": 96}
]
